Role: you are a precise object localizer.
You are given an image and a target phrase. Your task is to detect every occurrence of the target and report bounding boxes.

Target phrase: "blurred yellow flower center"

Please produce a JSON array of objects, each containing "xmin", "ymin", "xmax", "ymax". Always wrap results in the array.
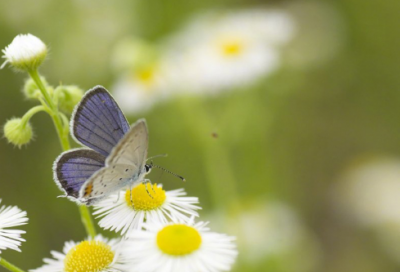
[
  {"xmin": 125, "ymin": 183, "xmax": 166, "ymax": 210},
  {"xmin": 220, "ymin": 40, "xmax": 244, "ymax": 56},
  {"xmin": 157, "ymin": 224, "xmax": 202, "ymax": 255},
  {"xmin": 137, "ymin": 66, "xmax": 155, "ymax": 86},
  {"xmin": 64, "ymin": 240, "xmax": 114, "ymax": 272}
]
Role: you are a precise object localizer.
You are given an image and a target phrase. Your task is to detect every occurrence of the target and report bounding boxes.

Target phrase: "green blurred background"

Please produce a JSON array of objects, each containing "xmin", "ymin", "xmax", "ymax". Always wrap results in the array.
[{"xmin": 0, "ymin": 0, "xmax": 399, "ymax": 271}]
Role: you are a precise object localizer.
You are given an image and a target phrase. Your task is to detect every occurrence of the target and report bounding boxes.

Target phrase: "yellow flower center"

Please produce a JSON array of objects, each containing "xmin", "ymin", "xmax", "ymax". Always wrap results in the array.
[
  {"xmin": 136, "ymin": 66, "xmax": 156, "ymax": 86},
  {"xmin": 64, "ymin": 240, "xmax": 114, "ymax": 272},
  {"xmin": 125, "ymin": 183, "xmax": 166, "ymax": 210},
  {"xmin": 220, "ymin": 39, "xmax": 244, "ymax": 57},
  {"xmin": 157, "ymin": 224, "xmax": 202, "ymax": 255}
]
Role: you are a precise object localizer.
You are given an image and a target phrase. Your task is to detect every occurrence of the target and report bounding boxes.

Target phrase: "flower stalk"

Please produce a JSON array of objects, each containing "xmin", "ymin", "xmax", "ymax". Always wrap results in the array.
[
  {"xmin": 0, "ymin": 258, "xmax": 25, "ymax": 272},
  {"xmin": 26, "ymin": 71, "xmax": 96, "ymax": 238},
  {"xmin": 28, "ymin": 69, "xmax": 70, "ymax": 151},
  {"xmin": 79, "ymin": 205, "xmax": 97, "ymax": 238},
  {"xmin": 21, "ymin": 106, "xmax": 47, "ymax": 125}
]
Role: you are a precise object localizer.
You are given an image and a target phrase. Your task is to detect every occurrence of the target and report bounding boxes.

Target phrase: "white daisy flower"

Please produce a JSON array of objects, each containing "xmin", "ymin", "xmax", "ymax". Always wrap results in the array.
[
  {"xmin": 30, "ymin": 235, "xmax": 125, "ymax": 272},
  {"xmin": 121, "ymin": 217, "xmax": 238, "ymax": 272},
  {"xmin": 111, "ymin": 38, "xmax": 179, "ymax": 114},
  {"xmin": 0, "ymin": 199, "xmax": 28, "ymax": 253},
  {"xmin": 1, "ymin": 33, "xmax": 47, "ymax": 71},
  {"xmin": 166, "ymin": 9, "xmax": 295, "ymax": 94},
  {"xmin": 94, "ymin": 183, "xmax": 200, "ymax": 235},
  {"xmin": 112, "ymin": 64, "xmax": 167, "ymax": 114}
]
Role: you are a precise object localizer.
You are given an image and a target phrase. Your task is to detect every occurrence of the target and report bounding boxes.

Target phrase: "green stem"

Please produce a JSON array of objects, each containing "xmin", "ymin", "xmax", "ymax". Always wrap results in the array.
[
  {"xmin": 79, "ymin": 205, "xmax": 97, "ymax": 238},
  {"xmin": 28, "ymin": 70, "xmax": 55, "ymax": 110},
  {"xmin": 28, "ymin": 70, "xmax": 96, "ymax": 238},
  {"xmin": 20, "ymin": 106, "xmax": 47, "ymax": 127},
  {"xmin": 28, "ymin": 69, "xmax": 70, "ymax": 151},
  {"xmin": 0, "ymin": 258, "xmax": 25, "ymax": 272}
]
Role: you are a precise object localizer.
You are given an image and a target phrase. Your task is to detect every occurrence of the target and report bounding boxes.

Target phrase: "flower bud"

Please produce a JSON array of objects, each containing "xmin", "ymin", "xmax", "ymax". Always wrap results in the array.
[
  {"xmin": 23, "ymin": 76, "xmax": 49, "ymax": 99},
  {"xmin": 3, "ymin": 118, "xmax": 33, "ymax": 148},
  {"xmin": 1, "ymin": 34, "xmax": 47, "ymax": 71},
  {"xmin": 55, "ymin": 85, "xmax": 84, "ymax": 113}
]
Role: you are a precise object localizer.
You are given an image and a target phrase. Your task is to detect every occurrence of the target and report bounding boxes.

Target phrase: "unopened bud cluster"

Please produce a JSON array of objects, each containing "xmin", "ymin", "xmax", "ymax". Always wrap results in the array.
[
  {"xmin": 55, "ymin": 85, "xmax": 83, "ymax": 113},
  {"xmin": 2, "ymin": 33, "xmax": 84, "ymax": 148}
]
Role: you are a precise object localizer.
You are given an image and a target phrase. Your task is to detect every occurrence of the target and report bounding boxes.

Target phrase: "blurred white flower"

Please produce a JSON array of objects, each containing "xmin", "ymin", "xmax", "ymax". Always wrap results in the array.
[
  {"xmin": 1, "ymin": 33, "xmax": 47, "ymax": 71},
  {"xmin": 111, "ymin": 9, "xmax": 295, "ymax": 114},
  {"xmin": 30, "ymin": 235, "xmax": 125, "ymax": 272},
  {"xmin": 112, "ymin": 63, "xmax": 170, "ymax": 114},
  {"xmin": 333, "ymin": 157, "xmax": 400, "ymax": 265},
  {"xmin": 94, "ymin": 183, "xmax": 200, "ymax": 235},
  {"xmin": 334, "ymin": 157, "xmax": 400, "ymax": 227},
  {"xmin": 111, "ymin": 37, "xmax": 179, "ymax": 114},
  {"xmin": 166, "ymin": 9, "xmax": 295, "ymax": 94},
  {"xmin": 122, "ymin": 217, "xmax": 237, "ymax": 272},
  {"xmin": 206, "ymin": 200, "xmax": 321, "ymax": 271},
  {"xmin": 0, "ymin": 199, "xmax": 28, "ymax": 253}
]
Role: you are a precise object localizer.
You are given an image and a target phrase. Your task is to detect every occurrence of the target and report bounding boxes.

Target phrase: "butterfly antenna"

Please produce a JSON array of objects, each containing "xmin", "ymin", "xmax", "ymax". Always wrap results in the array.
[
  {"xmin": 147, "ymin": 154, "xmax": 168, "ymax": 161},
  {"xmin": 152, "ymin": 164, "xmax": 186, "ymax": 182}
]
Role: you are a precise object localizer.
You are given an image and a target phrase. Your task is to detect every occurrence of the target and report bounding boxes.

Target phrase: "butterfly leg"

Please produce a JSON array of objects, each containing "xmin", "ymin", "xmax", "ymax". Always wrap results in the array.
[
  {"xmin": 143, "ymin": 179, "xmax": 154, "ymax": 199},
  {"xmin": 148, "ymin": 179, "xmax": 156, "ymax": 194},
  {"xmin": 113, "ymin": 192, "xmax": 121, "ymax": 204},
  {"xmin": 129, "ymin": 184, "xmax": 134, "ymax": 206}
]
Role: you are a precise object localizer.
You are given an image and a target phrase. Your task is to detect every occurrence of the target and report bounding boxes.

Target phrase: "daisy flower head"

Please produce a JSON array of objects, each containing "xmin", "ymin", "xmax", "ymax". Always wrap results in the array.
[
  {"xmin": 121, "ymin": 217, "xmax": 238, "ymax": 272},
  {"xmin": 94, "ymin": 183, "xmax": 201, "ymax": 235},
  {"xmin": 111, "ymin": 38, "xmax": 179, "ymax": 114},
  {"xmin": 167, "ymin": 9, "xmax": 295, "ymax": 94},
  {"xmin": 30, "ymin": 235, "xmax": 125, "ymax": 272},
  {"xmin": 0, "ymin": 199, "xmax": 28, "ymax": 253},
  {"xmin": 1, "ymin": 33, "xmax": 47, "ymax": 71},
  {"xmin": 112, "ymin": 64, "xmax": 168, "ymax": 114}
]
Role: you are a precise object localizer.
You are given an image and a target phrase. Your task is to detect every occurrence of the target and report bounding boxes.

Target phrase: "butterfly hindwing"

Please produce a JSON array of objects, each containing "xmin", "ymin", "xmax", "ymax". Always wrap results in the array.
[
  {"xmin": 78, "ymin": 164, "xmax": 140, "ymax": 205},
  {"xmin": 71, "ymin": 86, "xmax": 130, "ymax": 157},
  {"xmin": 79, "ymin": 119, "xmax": 149, "ymax": 205},
  {"xmin": 53, "ymin": 148, "xmax": 106, "ymax": 199}
]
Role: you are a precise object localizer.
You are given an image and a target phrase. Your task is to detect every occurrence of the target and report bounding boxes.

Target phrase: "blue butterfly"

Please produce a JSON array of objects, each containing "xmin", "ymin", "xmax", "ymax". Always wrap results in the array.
[{"xmin": 53, "ymin": 86, "xmax": 152, "ymax": 205}]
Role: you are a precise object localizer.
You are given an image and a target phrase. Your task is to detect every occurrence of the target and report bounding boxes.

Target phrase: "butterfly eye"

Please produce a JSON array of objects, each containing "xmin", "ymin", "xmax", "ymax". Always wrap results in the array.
[{"xmin": 145, "ymin": 164, "xmax": 152, "ymax": 173}]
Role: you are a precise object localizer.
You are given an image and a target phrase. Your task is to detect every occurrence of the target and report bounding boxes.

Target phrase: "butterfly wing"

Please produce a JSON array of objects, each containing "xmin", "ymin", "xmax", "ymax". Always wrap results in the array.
[
  {"xmin": 79, "ymin": 119, "xmax": 149, "ymax": 205},
  {"xmin": 71, "ymin": 86, "xmax": 130, "ymax": 157},
  {"xmin": 78, "ymin": 164, "xmax": 140, "ymax": 205},
  {"xmin": 106, "ymin": 119, "xmax": 148, "ymax": 167},
  {"xmin": 53, "ymin": 148, "xmax": 106, "ymax": 200}
]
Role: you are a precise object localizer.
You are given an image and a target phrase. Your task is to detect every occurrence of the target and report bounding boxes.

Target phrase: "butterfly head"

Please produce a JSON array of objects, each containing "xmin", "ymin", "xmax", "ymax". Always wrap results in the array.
[{"xmin": 144, "ymin": 163, "xmax": 153, "ymax": 174}]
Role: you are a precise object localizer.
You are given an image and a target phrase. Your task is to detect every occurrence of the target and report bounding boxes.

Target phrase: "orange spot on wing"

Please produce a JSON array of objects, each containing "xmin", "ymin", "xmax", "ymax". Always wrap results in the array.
[{"xmin": 84, "ymin": 183, "xmax": 93, "ymax": 197}]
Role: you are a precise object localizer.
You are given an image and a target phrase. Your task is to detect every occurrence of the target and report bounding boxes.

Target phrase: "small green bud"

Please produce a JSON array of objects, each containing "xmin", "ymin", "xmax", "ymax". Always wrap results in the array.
[
  {"xmin": 23, "ymin": 76, "xmax": 49, "ymax": 99},
  {"xmin": 3, "ymin": 118, "xmax": 33, "ymax": 148},
  {"xmin": 55, "ymin": 85, "xmax": 84, "ymax": 113}
]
